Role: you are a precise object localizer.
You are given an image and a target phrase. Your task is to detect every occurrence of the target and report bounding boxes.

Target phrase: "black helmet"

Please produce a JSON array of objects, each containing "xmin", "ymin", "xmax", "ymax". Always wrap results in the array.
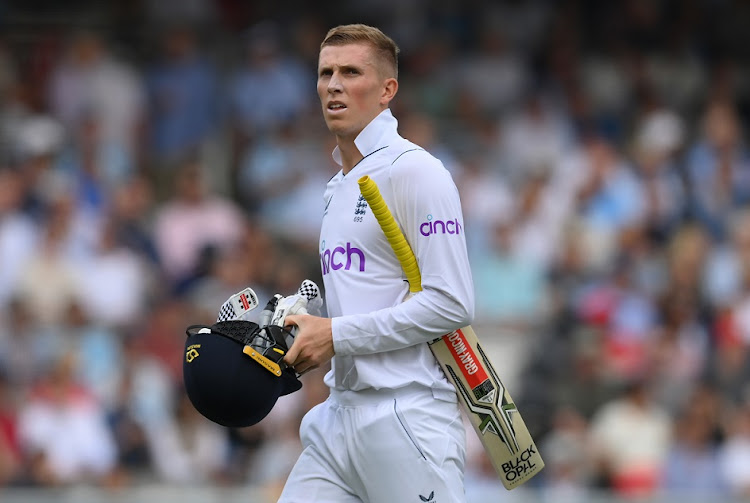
[{"xmin": 183, "ymin": 320, "xmax": 301, "ymax": 428}]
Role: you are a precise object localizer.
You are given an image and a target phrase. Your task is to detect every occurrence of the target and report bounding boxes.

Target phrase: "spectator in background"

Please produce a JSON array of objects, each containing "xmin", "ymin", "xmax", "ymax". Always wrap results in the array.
[
  {"xmin": 507, "ymin": 162, "xmax": 577, "ymax": 272},
  {"xmin": 106, "ymin": 356, "xmax": 152, "ymax": 482},
  {"xmin": 630, "ymin": 108, "xmax": 688, "ymax": 242},
  {"xmin": 648, "ymin": 286, "xmax": 710, "ymax": 414},
  {"xmin": 457, "ymin": 27, "xmax": 528, "ymax": 117},
  {"xmin": 707, "ymin": 317, "xmax": 750, "ymax": 408},
  {"xmin": 549, "ymin": 326, "xmax": 618, "ymax": 421},
  {"xmin": 539, "ymin": 406, "xmax": 593, "ymax": 496},
  {"xmin": 472, "ymin": 211, "xmax": 549, "ymax": 328},
  {"xmin": 578, "ymin": 36, "xmax": 639, "ymax": 142},
  {"xmin": 686, "ymin": 99, "xmax": 750, "ymax": 240},
  {"xmin": 186, "ymin": 241, "xmax": 270, "ymax": 325},
  {"xmin": 27, "ymin": 170, "xmax": 103, "ymax": 264},
  {"xmin": 499, "ymin": 91, "xmax": 575, "ymax": 187},
  {"xmin": 55, "ymin": 111, "xmax": 135, "ymax": 213},
  {"xmin": 8, "ymin": 114, "xmax": 66, "ymax": 220},
  {"xmin": 575, "ymin": 255, "xmax": 658, "ymax": 382},
  {"xmin": 644, "ymin": 29, "xmax": 707, "ymax": 117},
  {"xmin": 75, "ymin": 218, "xmax": 153, "ymax": 330},
  {"xmin": 152, "ymin": 159, "xmax": 246, "ymax": 287},
  {"xmin": 703, "ymin": 207, "xmax": 750, "ymax": 312},
  {"xmin": 130, "ymin": 298, "xmax": 188, "ymax": 387},
  {"xmin": 397, "ymin": 35, "xmax": 459, "ymax": 119},
  {"xmin": 12, "ymin": 195, "xmax": 86, "ymax": 327},
  {"xmin": 119, "ymin": 336, "xmax": 175, "ymax": 436},
  {"xmin": 109, "ymin": 173, "xmax": 161, "ymax": 268},
  {"xmin": 661, "ymin": 399, "xmax": 726, "ymax": 496},
  {"xmin": 236, "ymin": 123, "xmax": 332, "ymax": 245},
  {"xmin": 144, "ymin": 388, "xmax": 228, "ymax": 485},
  {"xmin": 588, "ymin": 377, "xmax": 672, "ymax": 497},
  {"xmin": 575, "ymin": 135, "xmax": 646, "ymax": 271},
  {"xmin": 61, "ymin": 301, "xmax": 124, "ymax": 413},
  {"xmin": 0, "ymin": 168, "xmax": 39, "ymax": 307},
  {"xmin": 227, "ymin": 21, "xmax": 312, "ymax": 142},
  {"xmin": 47, "ymin": 30, "xmax": 145, "ymax": 160},
  {"xmin": 227, "ymin": 21, "xmax": 318, "ymax": 210},
  {"xmin": 719, "ymin": 401, "xmax": 750, "ymax": 498},
  {"xmin": 145, "ymin": 24, "xmax": 218, "ymax": 188},
  {"xmin": 455, "ymin": 155, "xmax": 513, "ymax": 257},
  {"xmin": 665, "ymin": 223, "xmax": 711, "ymax": 302},
  {"xmin": 235, "ymin": 220, "xmax": 292, "ymax": 297},
  {"xmin": 702, "ymin": 211, "xmax": 750, "ymax": 405},
  {"xmin": 0, "ymin": 298, "xmax": 58, "ymax": 388},
  {"xmin": 16, "ymin": 352, "xmax": 118, "ymax": 486}
]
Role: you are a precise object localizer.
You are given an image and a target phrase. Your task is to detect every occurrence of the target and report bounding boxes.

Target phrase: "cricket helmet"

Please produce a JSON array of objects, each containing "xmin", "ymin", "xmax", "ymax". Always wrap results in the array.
[{"xmin": 183, "ymin": 320, "xmax": 301, "ymax": 428}]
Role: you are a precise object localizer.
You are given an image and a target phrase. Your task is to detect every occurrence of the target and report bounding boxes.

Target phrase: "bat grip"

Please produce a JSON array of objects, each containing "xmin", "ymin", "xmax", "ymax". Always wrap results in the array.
[{"xmin": 358, "ymin": 175, "xmax": 422, "ymax": 293}]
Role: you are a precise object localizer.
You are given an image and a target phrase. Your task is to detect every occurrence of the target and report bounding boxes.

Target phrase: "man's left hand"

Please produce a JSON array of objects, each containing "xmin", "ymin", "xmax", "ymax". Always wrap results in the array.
[{"xmin": 282, "ymin": 315, "xmax": 335, "ymax": 375}]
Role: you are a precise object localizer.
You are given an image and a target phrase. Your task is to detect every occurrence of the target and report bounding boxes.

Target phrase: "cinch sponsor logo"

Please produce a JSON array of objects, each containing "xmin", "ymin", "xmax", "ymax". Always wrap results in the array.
[
  {"xmin": 420, "ymin": 214, "xmax": 462, "ymax": 236},
  {"xmin": 320, "ymin": 242, "xmax": 366, "ymax": 275}
]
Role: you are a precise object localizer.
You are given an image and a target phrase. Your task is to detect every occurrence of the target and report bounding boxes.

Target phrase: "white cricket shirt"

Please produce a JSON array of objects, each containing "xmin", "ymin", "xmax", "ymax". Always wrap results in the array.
[{"xmin": 320, "ymin": 109, "xmax": 475, "ymax": 401}]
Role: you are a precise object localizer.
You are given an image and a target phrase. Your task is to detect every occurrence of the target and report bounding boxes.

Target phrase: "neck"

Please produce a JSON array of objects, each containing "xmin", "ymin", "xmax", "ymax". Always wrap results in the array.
[{"xmin": 338, "ymin": 139, "xmax": 364, "ymax": 174}]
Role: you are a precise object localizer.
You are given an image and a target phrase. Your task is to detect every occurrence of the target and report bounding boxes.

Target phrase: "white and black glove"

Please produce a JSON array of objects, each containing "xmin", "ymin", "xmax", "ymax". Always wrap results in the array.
[
  {"xmin": 272, "ymin": 279, "xmax": 323, "ymax": 326},
  {"xmin": 217, "ymin": 287, "xmax": 260, "ymax": 322},
  {"xmin": 271, "ymin": 280, "xmax": 323, "ymax": 345}
]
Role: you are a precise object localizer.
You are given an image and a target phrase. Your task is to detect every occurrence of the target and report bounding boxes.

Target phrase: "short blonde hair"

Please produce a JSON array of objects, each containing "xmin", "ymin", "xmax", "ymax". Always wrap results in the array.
[{"xmin": 320, "ymin": 24, "xmax": 399, "ymax": 78}]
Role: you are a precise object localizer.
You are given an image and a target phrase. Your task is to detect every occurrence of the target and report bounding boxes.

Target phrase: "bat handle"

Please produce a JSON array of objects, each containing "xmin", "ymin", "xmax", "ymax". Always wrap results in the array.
[{"xmin": 357, "ymin": 175, "xmax": 422, "ymax": 293}]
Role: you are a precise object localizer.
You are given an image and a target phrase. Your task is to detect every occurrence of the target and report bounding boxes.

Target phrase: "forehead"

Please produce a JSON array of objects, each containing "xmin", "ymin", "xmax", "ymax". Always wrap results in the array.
[{"xmin": 318, "ymin": 43, "xmax": 376, "ymax": 69}]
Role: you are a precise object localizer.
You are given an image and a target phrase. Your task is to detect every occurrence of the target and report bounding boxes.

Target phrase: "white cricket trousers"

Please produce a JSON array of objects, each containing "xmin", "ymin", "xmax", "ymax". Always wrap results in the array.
[{"xmin": 278, "ymin": 385, "xmax": 467, "ymax": 503}]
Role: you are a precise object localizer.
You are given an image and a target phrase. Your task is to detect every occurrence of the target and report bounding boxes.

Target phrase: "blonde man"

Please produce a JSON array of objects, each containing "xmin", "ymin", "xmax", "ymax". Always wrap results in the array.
[{"xmin": 279, "ymin": 24, "xmax": 474, "ymax": 502}]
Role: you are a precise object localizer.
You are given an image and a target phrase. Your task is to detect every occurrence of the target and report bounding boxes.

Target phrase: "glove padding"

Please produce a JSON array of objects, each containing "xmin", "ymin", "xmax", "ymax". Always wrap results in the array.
[
  {"xmin": 216, "ymin": 287, "xmax": 260, "ymax": 322},
  {"xmin": 271, "ymin": 280, "xmax": 322, "ymax": 328}
]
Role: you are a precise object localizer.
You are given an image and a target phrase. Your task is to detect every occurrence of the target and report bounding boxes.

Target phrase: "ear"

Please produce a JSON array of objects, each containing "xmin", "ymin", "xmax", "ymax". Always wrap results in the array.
[{"xmin": 380, "ymin": 77, "xmax": 398, "ymax": 106}]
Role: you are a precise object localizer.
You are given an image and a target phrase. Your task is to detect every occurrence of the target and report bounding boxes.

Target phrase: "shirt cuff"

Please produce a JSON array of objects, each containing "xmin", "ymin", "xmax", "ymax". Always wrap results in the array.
[{"xmin": 331, "ymin": 316, "xmax": 349, "ymax": 356}]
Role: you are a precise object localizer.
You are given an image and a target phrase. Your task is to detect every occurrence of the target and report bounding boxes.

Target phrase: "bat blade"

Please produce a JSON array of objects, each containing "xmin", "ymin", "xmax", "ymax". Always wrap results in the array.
[{"xmin": 429, "ymin": 326, "xmax": 544, "ymax": 489}]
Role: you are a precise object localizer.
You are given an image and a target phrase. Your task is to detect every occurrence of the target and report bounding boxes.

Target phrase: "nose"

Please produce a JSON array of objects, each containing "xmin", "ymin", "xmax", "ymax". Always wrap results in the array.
[{"xmin": 328, "ymin": 73, "xmax": 343, "ymax": 93}]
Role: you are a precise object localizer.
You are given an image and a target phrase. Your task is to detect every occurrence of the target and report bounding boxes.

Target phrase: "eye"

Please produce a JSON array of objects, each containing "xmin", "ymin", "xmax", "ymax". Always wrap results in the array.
[{"xmin": 319, "ymin": 69, "xmax": 332, "ymax": 77}]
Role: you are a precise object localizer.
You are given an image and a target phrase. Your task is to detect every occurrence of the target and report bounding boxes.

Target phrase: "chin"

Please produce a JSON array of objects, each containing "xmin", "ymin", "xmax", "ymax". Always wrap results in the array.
[{"xmin": 326, "ymin": 121, "xmax": 354, "ymax": 138}]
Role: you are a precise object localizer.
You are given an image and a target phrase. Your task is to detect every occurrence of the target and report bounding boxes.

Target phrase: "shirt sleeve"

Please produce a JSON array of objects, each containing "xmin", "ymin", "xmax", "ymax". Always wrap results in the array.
[{"xmin": 332, "ymin": 150, "xmax": 475, "ymax": 355}]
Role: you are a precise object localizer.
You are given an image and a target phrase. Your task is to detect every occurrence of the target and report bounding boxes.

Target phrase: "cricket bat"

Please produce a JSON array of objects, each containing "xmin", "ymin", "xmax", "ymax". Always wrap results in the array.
[{"xmin": 358, "ymin": 175, "xmax": 544, "ymax": 489}]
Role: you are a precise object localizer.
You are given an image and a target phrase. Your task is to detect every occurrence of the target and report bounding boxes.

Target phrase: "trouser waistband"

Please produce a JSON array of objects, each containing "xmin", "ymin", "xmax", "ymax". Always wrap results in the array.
[{"xmin": 329, "ymin": 384, "xmax": 431, "ymax": 407}]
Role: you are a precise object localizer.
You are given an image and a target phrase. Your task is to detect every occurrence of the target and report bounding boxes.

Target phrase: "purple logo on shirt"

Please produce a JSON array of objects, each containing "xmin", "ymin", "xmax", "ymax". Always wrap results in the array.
[
  {"xmin": 420, "ymin": 214, "xmax": 463, "ymax": 236},
  {"xmin": 320, "ymin": 242, "xmax": 366, "ymax": 275}
]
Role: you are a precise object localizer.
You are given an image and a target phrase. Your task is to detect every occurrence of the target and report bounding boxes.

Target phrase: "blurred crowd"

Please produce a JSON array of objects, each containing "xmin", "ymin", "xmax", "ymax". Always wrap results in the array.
[{"xmin": 1, "ymin": 0, "xmax": 750, "ymax": 500}]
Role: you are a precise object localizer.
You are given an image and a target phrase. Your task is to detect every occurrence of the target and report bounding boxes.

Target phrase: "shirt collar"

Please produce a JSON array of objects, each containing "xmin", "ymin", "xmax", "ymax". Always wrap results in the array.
[{"xmin": 331, "ymin": 109, "xmax": 398, "ymax": 166}]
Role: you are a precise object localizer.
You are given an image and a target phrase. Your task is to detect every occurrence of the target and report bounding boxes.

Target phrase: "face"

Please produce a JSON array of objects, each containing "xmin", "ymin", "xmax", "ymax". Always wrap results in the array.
[{"xmin": 317, "ymin": 43, "xmax": 397, "ymax": 141}]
